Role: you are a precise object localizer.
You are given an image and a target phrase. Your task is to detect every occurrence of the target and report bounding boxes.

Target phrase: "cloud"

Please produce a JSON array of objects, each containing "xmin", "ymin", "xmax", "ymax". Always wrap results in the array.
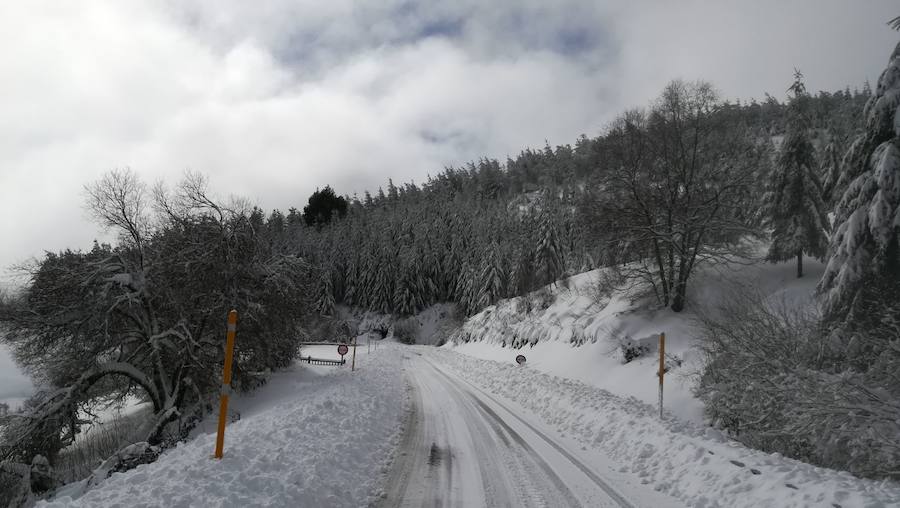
[{"xmin": 0, "ymin": 0, "xmax": 898, "ymax": 282}]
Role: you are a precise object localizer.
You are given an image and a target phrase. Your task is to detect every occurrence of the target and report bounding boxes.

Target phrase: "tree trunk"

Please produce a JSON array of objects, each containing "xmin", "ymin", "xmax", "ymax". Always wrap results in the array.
[
  {"xmin": 671, "ymin": 279, "xmax": 686, "ymax": 312},
  {"xmin": 797, "ymin": 251, "xmax": 803, "ymax": 278}
]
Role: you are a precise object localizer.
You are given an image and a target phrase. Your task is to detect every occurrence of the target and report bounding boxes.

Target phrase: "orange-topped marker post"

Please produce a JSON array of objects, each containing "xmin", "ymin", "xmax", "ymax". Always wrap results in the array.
[{"xmin": 214, "ymin": 309, "xmax": 238, "ymax": 459}]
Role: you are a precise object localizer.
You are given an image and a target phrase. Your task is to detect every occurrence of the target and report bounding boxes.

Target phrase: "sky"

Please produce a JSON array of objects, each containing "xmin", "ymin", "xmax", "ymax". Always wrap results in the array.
[{"xmin": 1, "ymin": 0, "xmax": 898, "ymax": 284}]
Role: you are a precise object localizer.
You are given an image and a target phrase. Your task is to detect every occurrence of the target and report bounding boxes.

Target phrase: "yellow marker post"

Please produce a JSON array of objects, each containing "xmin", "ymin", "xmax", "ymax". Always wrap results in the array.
[
  {"xmin": 658, "ymin": 332, "xmax": 665, "ymax": 419},
  {"xmin": 351, "ymin": 336, "xmax": 357, "ymax": 371},
  {"xmin": 214, "ymin": 310, "xmax": 238, "ymax": 459}
]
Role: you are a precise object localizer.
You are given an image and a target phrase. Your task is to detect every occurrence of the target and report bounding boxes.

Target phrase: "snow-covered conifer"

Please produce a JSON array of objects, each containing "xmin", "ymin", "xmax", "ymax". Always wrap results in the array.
[
  {"xmin": 765, "ymin": 71, "xmax": 830, "ymax": 277},
  {"xmin": 819, "ymin": 41, "xmax": 900, "ymax": 319},
  {"xmin": 313, "ymin": 270, "xmax": 335, "ymax": 316},
  {"xmin": 535, "ymin": 209, "xmax": 565, "ymax": 286},
  {"xmin": 820, "ymin": 132, "xmax": 842, "ymax": 205},
  {"xmin": 477, "ymin": 243, "xmax": 506, "ymax": 308}
]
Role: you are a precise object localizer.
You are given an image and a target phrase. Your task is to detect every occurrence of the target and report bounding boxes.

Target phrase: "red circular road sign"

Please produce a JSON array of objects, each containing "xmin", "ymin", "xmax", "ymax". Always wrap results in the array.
[
  {"xmin": 337, "ymin": 344, "xmax": 349, "ymax": 356},
  {"xmin": 515, "ymin": 354, "xmax": 526, "ymax": 365}
]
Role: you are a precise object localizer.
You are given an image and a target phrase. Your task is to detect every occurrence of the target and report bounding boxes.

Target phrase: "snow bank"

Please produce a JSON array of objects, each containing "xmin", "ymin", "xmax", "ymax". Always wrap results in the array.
[
  {"xmin": 41, "ymin": 344, "xmax": 408, "ymax": 508},
  {"xmin": 447, "ymin": 258, "xmax": 825, "ymax": 423},
  {"xmin": 427, "ymin": 347, "xmax": 900, "ymax": 508}
]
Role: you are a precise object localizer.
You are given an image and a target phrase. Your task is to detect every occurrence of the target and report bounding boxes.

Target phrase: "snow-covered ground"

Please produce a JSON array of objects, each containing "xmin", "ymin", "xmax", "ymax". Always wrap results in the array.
[
  {"xmin": 426, "ymin": 346, "xmax": 900, "ymax": 508},
  {"xmin": 447, "ymin": 257, "xmax": 825, "ymax": 423},
  {"xmin": 380, "ymin": 348, "xmax": 681, "ymax": 507},
  {"xmin": 28, "ymin": 325, "xmax": 900, "ymax": 507},
  {"xmin": 40, "ymin": 342, "xmax": 407, "ymax": 507}
]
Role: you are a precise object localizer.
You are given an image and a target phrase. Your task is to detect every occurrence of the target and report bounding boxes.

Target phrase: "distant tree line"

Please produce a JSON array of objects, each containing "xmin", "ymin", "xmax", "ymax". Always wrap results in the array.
[{"xmin": 292, "ymin": 80, "xmax": 869, "ymax": 317}]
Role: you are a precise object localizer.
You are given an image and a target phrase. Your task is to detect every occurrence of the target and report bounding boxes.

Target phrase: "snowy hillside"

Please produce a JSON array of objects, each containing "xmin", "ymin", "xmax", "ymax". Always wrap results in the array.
[{"xmin": 446, "ymin": 256, "xmax": 825, "ymax": 423}]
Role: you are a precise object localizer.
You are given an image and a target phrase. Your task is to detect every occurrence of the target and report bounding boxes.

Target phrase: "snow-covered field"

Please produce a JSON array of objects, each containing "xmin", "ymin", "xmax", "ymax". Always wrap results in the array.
[
  {"xmin": 40, "ymin": 342, "xmax": 407, "ymax": 507},
  {"xmin": 447, "ymin": 257, "xmax": 825, "ymax": 423}
]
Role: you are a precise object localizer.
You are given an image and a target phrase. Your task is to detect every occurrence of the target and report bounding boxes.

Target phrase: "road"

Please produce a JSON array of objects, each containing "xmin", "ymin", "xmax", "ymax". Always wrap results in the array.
[{"xmin": 379, "ymin": 351, "xmax": 637, "ymax": 508}]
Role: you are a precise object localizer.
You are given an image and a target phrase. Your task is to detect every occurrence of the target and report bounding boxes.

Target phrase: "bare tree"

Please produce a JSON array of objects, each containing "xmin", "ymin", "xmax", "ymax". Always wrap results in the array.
[{"xmin": 600, "ymin": 81, "xmax": 763, "ymax": 311}]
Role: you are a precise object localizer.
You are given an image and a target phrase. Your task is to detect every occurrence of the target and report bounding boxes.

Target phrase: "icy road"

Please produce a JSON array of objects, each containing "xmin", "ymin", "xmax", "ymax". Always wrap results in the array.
[{"xmin": 380, "ymin": 351, "xmax": 660, "ymax": 508}]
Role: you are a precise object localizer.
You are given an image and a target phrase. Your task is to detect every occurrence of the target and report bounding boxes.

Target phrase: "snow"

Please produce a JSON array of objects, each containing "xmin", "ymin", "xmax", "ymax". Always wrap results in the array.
[
  {"xmin": 382, "ymin": 350, "xmax": 680, "ymax": 507},
  {"xmin": 425, "ymin": 346, "xmax": 900, "ymax": 508},
  {"xmin": 446, "ymin": 254, "xmax": 825, "ymax": 424},
  {"xmin": 404, "ymin": 303, "xmax": 460, "ymax": 345},
  {"xmin": 40, "ymin": 343, "xmax": 408, "ymax": 508}
]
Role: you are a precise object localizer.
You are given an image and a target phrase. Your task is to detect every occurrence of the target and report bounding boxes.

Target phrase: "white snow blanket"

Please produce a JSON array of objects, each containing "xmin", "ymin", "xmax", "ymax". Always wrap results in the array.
[
  {"xmin": 427, "ymin": 347, "xmax": 900, "ymax": 508},
  {"xmin": 41, "ymin": 345, "xmax": 407, "ymax": 507}
]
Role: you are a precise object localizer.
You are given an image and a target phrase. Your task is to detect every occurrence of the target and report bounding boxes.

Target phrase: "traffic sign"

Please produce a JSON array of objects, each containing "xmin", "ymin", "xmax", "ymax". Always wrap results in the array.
[
  {"xmin": 515, "ymin": 354, "xmax": 526, "ymax": 365},
  {"xmin": 338, "ymin": 344, "xmax": 349, "ymax": 356}
]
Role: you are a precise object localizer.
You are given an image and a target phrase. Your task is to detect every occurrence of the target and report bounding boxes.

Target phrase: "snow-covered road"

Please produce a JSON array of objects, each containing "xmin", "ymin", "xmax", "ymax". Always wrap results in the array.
[
  {"xmin": 35, "ymin": 341, "xmax": 900, "ymax": 507},
  {"xmin": 380, "ymin": 351, "xmax": 664, "ymax": 507}
]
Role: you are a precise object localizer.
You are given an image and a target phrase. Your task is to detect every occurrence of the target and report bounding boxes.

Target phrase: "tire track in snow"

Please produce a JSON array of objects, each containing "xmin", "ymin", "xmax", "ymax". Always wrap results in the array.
[
  {"xmin": 425, "ymin": 356, "xmax": 635, "ymax": 508},
  {"xmin": 429, "ymin": 360, "xmax": 579, "ymax": 508},
  {"xmin": 381, "ymin": 355, "xmax": 582, "ymax": 507}
]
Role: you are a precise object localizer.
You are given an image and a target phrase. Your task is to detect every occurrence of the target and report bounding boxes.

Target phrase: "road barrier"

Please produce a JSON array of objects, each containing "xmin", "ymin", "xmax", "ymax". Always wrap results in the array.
[{"xmin": 299, "ymin": 356, "xmax": 346, "ymax": 366}]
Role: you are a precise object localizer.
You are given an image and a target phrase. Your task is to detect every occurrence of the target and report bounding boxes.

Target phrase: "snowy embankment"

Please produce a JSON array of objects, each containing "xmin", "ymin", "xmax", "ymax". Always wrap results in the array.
[
  {"xmin": 427, "ymin": 347, "xmax": 900, "ymax": 508},
  {"xmin": 41, "ymin": 343, "xmax": 407, "ymax": 507},
  {"xmin": 447, "ymin": 258, "xmax": 825, "ymax": 423}
]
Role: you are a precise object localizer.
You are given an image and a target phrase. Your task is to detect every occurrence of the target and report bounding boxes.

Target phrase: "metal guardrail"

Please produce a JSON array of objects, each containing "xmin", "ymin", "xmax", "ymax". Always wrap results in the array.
[{"xmin": 298, "ymin": 356, "xmax": 346, "ymax": 366}]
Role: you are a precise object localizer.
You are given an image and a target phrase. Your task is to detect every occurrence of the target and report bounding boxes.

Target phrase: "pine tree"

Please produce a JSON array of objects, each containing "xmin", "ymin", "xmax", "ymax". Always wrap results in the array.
[
  {"xmin": 535, "ymin": 209, "xmax": 565, "ymax": 286},
  {"xmin": 313, "ymin": 269, "xmax": 335, "ymax": 316},
  {"xmin": 477, "ymin": 243, "xmax": 506, "ymax": 308},
  {"xmin": 820, "ymin": 130, "xmax": 842, "ymax": 205},
  {"xmin": 765, "ymin": 71, "xmax": 830, "ymax": 277},
  {"xmin": 819, "ymin": 41, "xmax": 900, "ymax": 320}
]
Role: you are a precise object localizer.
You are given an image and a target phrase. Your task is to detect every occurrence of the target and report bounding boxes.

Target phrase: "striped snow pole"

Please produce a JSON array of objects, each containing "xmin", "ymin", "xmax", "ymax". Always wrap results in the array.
[{"xmin": 214, "ymin": 310, "xmax": 238, "ymax": 459}]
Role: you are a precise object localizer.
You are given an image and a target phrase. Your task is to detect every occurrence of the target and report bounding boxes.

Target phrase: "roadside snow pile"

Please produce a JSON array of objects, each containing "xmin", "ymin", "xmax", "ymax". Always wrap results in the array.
[
  {"xmin": 427, "ymin": 348, "xmax": 900, "ymax": 508},
  {"xmin": 40, "ymin": 344, "xmax": 408, "ymax": 508},
  {"xmin": 446, "ymin": 259, "xmax": 825, "ymax": 423}
]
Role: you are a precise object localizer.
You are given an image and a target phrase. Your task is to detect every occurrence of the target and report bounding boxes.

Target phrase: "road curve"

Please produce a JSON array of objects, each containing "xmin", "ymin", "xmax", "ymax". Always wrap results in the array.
[{"xmin": 378, "ymin": 352, "xmax": 633, "ymax": 508}]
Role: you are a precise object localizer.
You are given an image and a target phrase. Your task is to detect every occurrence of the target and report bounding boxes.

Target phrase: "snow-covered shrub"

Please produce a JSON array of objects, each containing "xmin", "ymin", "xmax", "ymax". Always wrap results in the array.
[
  {"xmin": 530, "ymin": 287, "xmax": 554, "ymax": 311},
  {"xmin": 568, "ymin": 325, "xmax": 588, "ymax": 346},
  {"xmin": 0, "ymin": 393, "xmax": 67, "ymax": 466},
  {"xmin": 54, "ymin": 407, "xmax": 149, "ymax": 484},
  {"xmin": 83, "ymin": 442, "xmax": 160, "ymax": 492},
  {"xmin": 0, "ymin": 455, "xmax": 57, "ymax": 508},
  {"xmin": 588, "ymin": 266, "xmax": 624, "ymax": 305},
  {"xmin": 393, "ymin": 318, "xmax": 419, "ymax": 345},
  {"xmin": 618, "ymin": 337, "xmax": 651, "ymax": 363},
  {"xmin": 696, "ymin": 291, "xmax": 900, "ymax": 480},
  {"xmin": 0, "ymin": 471, "xmax": 21, "ymax": 508},
  {"xmin": 513, "ymin": 296, "xmax": 532, "ymax": 315}
]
